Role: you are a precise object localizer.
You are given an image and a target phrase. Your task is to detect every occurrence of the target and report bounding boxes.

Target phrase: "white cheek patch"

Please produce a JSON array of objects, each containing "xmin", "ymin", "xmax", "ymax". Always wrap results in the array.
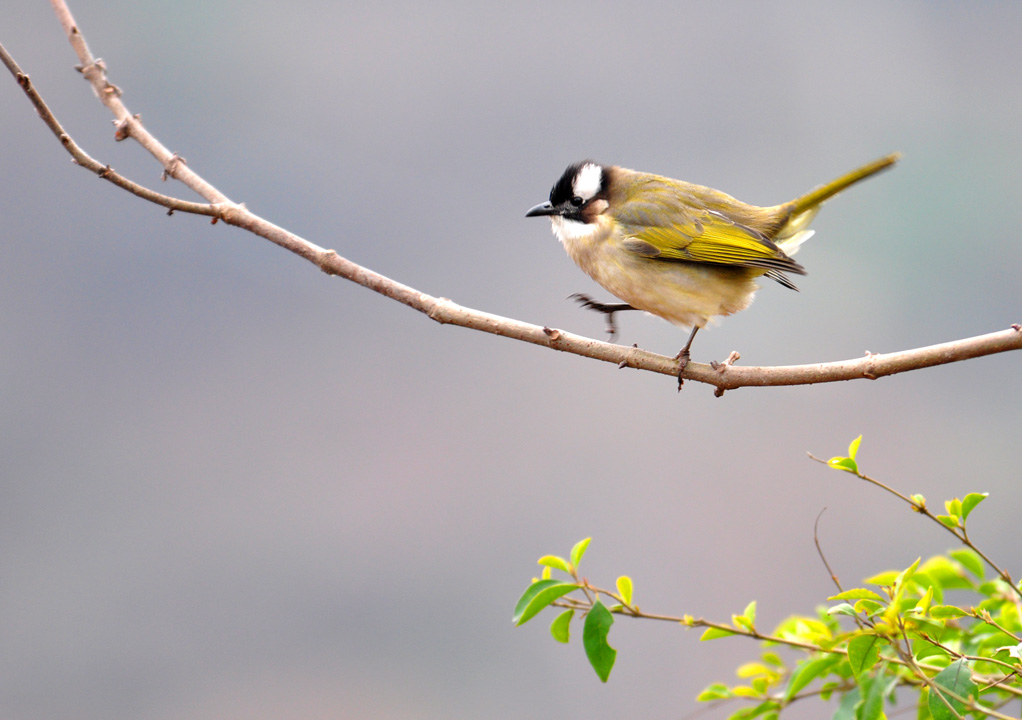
[
  {"xmin": 572, "ymin": 163, "xmax": 603, "ymax": 201},
  {"xmin": 551, "ymin": 216, "xmax": 598, "ymax": 246}
]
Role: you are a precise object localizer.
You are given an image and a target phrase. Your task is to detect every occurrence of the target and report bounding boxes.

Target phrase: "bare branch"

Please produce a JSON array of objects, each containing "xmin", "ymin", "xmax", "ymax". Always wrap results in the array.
[{"xmin": 3, "ymin": 6, "xmax": 1020, "ymax": 392}]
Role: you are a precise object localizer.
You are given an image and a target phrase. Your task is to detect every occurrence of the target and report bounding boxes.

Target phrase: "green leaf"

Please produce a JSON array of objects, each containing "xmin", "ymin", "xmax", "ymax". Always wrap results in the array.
[
  {"xmin": 832, "ymin": 686, "xmax": 860, "ymax": 720},
  {"xmin": 550, "ymin": 609, "xmax": 573, "ymax": 643},
  {"xmin": 936, "ymin": 515, "xmax": 960, "ymax": 529},
  {"xmin": 828, "ymin": 603, "xmax": 858, "ymax": 617},
  {"xmin": 949, "ymin": 548, "xmax": 984, "ymax": 580},
  {"xmin": 894, "ymin": 557, "xmax": 922, "ymax": 590},
  {"xmin": 742, "ymin": 601, "xmax": 757, "ymax": 627},
  {"xmin": 928, "ymin": 659, "xmax": 977, "ymax": 720},
  {"xmin": 827, "ymin": 456, "xmax": 859, "ymax": 474},
  {"xmin": 863, "ymin": 570, "xmax": 898, "ymax": 586},
  {"xmin": 858, "ymin": 671, "xmax": 885, "ymax": 720},
  {"xmin": 616, "ymin": 576, "xmax": 633, "ymax": 606},
  {"xmin": 848, "ymin": 434, "xmax": 862, "ymax": 460},
  {"xmin": 961, "ymin": 492, "xmax": 988, "ymax": 521},
  {"xmin": 570, "ymin": 537, "xmax": 591, "ymax": 568},
  {"xmin": 696, "ymin": 683, "xmax": 731, "ymax": 702},
  {"xmin": 701, "ymin": 626, "xmax": 737, "ymax": 641},
  {"xmin": 537, "ymin": 555, "xmax": 571, "ymax": 574},
  {"xmin": 912, "ymin": 585, "xmax": 935, "ymax": 615},
  {"xmin": 847, "ymin": 635, "xmax": 882, "ymax": 677},
  {"xmin": 852, "ymin": 599, "xmax": 886, "ymax": 616},
  {"xmin": 929, "ymin": 605, "xmax": 968, "ymax": 620},
  {"xmin": 512, "ymin": 579, "xmax": 577, "ymax": 626},
  {"xmin": 582, "ymin": 600, "xmax": 617, "ymax": 682},
  {"xmin": 783, "ymin": 655, "xmax": 841, "ymax": 700},
  {"xmin": 830, "ymin": 588, "xmax": 886, "ymax": 603}
]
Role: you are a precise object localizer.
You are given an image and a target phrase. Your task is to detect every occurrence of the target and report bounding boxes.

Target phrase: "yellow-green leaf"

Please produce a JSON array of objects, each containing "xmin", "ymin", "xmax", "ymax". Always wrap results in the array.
[
  {"xmin": 847, "ymin": 434, "xmax": 862, "ymax": 460},
  {"xmin": 961, "ymin": 492, "xmax": 988, "ymax": 521},
  {"xmin": 701, "ymin": 626, "xmax": 737, "ymax": 641},
  {"xmin": 930, "ymin": 605, "xmax": 968, "ymax": 620},
  {"xmin": 742, "ymin": 601, "xmax": 757, "ymax": 627},
  {"xmin": 538, "ymin": 555, "xmax": 571, "ymax": 573},
  {"xmin": 696, "ymin": 683, "xmax": 731, "ymax": 702},
  {"xmin": 616, "ymin": 576, "xmax": 633, "ymax": 606},
  {"xmin": 569, "ymin": 537, "xmax": 591, "ymax": 568},
  {"xmin": 829, "ymin": 588, "xmax": 885, "ymax": 603},
  {"xmin": 949, "ymin": 548, "xmax": 984, "ymax": 580},
  {"xmin": 827, "ymin": 456, "xmax": 858, "ymax": 473},
  {"xmin": 936, "ymin": 514, "xmax": 960, "ymax": 529},
  {"xmin": 550, "ymin": 609, "xmax": 573, "ymax": 643}
]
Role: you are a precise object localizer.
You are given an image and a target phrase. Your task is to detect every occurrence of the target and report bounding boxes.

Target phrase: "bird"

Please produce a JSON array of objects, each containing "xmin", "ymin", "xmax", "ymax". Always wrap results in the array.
[{"xmin": 526, "ymin": 153, "xmax": 900, "ymax": 384}]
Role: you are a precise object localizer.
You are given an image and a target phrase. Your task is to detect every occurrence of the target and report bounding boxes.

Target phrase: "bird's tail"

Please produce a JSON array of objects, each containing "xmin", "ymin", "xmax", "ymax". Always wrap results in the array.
[{"xmin": 776, "ymin": 153, "xmax": 901, "ymax": 251}]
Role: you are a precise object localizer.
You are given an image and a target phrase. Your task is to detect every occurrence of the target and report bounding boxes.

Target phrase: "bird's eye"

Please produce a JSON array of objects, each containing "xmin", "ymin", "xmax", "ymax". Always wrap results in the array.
[{"xmin": 570, "ymin": 196, "xmax": 584, "ymax": 207}]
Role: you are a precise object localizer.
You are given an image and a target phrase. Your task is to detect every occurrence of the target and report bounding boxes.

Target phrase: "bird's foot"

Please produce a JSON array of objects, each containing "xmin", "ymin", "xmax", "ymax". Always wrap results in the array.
[
  {"xmin": 569, "ymin": 293, "xmax": 635, "ymax": 341},
  {"xmin": 675, "ymin": 347, "xmax": 691, "ymax": 391}
]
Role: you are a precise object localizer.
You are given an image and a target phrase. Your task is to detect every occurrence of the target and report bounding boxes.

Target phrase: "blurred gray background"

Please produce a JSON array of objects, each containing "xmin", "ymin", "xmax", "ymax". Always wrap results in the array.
[{"xmin": 2, "ymin": 2, "xmax": 1020, "ymax": 718}]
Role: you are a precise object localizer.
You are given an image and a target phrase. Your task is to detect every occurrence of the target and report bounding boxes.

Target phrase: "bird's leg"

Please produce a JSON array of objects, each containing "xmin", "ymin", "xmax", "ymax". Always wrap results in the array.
[
  {"xmin": 569, "ymin": 294, "xmax": 637, "ymax": 341},
  {"xmin": 675, "ymin": 326, "xmax": 700, "ymax": 390}
]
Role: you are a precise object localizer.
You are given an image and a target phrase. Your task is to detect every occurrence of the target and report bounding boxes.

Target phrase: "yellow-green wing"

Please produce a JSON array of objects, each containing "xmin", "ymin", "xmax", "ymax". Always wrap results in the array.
[
  {"xmin": 621, "ymin": 209, "xmax": 804, "ymax": 275},
  {"xmin": 612, "ymin": 177, "xmax": 805, "ymax": 275}
]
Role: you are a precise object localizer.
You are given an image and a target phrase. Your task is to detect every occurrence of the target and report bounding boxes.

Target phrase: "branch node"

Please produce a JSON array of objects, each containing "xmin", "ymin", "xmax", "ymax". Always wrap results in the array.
[
  {"xmin": 542, "ymin": 327, "xmax": 562, "ymax": 341},
  {"xmin": 710, "ymin": 350, "xmax": 741, "ymax": 372},
  {"xmin": 318, "ymin": 249, "xmax": 341, "ymax": 275},
  {"xmin": 113, "ymin": 116, "xmax": 132, "ymax": 141},
  {"xmin": 1012, "ymin": 324, "xmax": 1021, "ymax": 332},
  {"xmin": 97, "ymin": 164, "xmax": 112, "ymax": 178},
  {"xmin": 16, "ymin": 72, "xmax": 30, "ymax": 90},
  {"xmin": 161, "ymin": 153, "xmax": 186, "ymax": 181}
]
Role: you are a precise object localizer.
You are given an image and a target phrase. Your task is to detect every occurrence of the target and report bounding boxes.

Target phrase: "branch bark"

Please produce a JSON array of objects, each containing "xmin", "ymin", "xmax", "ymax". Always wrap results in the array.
[{"xmin": 3, "ymin": 4, "xmax": 1019, "ymax": 393}]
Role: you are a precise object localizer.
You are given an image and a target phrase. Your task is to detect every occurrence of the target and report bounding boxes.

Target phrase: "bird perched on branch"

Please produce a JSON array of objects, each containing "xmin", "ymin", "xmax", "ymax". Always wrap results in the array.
[{"xmin": 526, "ymin": 153, "xmax": 900, "ymax": 385}]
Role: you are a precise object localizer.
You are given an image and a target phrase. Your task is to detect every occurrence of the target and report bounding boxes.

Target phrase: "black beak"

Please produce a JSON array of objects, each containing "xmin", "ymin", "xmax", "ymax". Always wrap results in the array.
[{"xmin": 525, "ymin": 201, "xmax": 558, "ymax": 218}]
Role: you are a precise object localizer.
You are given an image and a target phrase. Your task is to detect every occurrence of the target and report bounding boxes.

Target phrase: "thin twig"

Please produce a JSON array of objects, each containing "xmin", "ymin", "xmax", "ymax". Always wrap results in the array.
[{"xmin": 807, "ymin": 454, "xmax": 1022, "ymax": 602}]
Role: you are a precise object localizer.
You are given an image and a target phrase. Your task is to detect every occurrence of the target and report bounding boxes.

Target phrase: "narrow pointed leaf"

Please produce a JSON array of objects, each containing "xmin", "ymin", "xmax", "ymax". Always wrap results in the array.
[
  {"xmin": 512, "ymin": 579, "xmax": 577, "ymax": 626},
  {"xmin": 829, "ymin": 588, "xmax": 885, "ymax": 603},
  {"xmin": 848, "ymin": 434, "xmax": 862, "ymax": 460},
  {"xmin": 570, "ymin": 537, "xmax": 591, "ymax": 568},
  {"xmin": 582, "ymin": 600, "xmax": 616, "ymax": 682},
  {"xmin": 930, "ymin": 605, "xmax": 968, "ymax": 620},
  {"xmin": 700, "ymin": 626, "xmax": 737, "ymax": 641},
  {"xmin": 742, "ymin": 601, "xmax": 757, "ymax": 627},
  {"xmin": 783, "ymin": 655, "xmax": 841, "ymax": 700}
]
